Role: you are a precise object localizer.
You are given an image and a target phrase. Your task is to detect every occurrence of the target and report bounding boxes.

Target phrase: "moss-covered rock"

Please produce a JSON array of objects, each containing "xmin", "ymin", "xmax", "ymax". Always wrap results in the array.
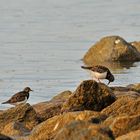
[{"xmin": 61, "ymin": 80, "xmax": 116, "ymax": 112}]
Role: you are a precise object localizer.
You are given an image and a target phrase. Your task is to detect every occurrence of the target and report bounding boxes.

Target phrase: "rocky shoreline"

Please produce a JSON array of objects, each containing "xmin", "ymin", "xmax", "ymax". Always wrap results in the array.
[
  {"xmin": 0, "ymin": 81, "xmax": 140, "ymax": 140},
  {"xmin": 1, "ymin": 35, "xmax": 140, "ymax": 140}
]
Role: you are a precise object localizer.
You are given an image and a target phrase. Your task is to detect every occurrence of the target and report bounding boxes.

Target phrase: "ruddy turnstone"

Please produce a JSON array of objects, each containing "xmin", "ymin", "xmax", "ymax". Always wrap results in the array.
[
  {"xmin": 2, "ymin": 87, "xmax": 33, "ymax": 105},
  {"xmin": 81, "ymin": 65, "xmax": 114, "ymax": 85}
]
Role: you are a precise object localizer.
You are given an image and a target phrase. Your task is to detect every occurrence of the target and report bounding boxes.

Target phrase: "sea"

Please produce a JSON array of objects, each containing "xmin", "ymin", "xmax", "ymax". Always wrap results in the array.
[{"xmin": 0, "ymin": 0, "xmax": 140, "ymax": 109}]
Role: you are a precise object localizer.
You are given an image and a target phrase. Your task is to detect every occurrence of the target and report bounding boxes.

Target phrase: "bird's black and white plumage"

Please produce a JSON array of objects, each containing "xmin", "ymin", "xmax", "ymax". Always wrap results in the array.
[
  {"xmin": 81, "ymin": 65, "xmax": 114, "ymax": 85},
  {"xmin": 2, "ymin": 87, "xmax": 33, "ymax": 105}
]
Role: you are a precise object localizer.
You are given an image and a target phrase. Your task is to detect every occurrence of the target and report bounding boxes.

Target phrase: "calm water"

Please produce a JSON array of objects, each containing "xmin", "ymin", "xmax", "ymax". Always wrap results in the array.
[{"xmin": 0, "ymin": 0, "xmax": 140, "ymax": 109}]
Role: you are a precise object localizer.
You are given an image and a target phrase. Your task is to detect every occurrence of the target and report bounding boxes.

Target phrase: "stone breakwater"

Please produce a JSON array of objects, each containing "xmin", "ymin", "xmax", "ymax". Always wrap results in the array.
[{"xmin": 1, "ymin": 80, "xmax": 140, "ymax": 140}]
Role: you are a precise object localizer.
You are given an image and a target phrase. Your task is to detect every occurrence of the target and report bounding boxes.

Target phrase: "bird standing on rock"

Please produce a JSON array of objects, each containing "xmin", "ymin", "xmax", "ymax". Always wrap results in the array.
[
  {"xmin": 2, "ymin": 87, "xmax": 33, "ymax": 106},
  {"xmin": 81, "ymin": 65, "xmax": 115, "ymax": 85}
]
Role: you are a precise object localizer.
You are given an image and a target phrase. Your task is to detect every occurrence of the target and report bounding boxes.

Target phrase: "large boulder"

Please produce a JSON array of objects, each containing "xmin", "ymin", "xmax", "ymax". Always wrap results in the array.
[
  {"xmin": 54, "ymin": 120, "xmax": 114, "ymax": 140},
  {"xmin": 83, "ymin": 36, "xmax": 140, "ymax": 65},
  {"xmin": 101, "ymin": 96, "xmax": 140, "ymax": 117},
  {"xmin": 61, "ymin": 80, "xmax": 116, "ymax": 112},
  {"xmin": 103, "ymin": 114, "xmax": 140, "ymax": 137},
  {"xmin": 26, "ymin": 111, "xmax": 99, "ymax": 140},
  {"xmin": 100, "ymin": 96, "xmax": 140, "ymax": 138},
  {"xmin": 33, "ymin": 90, "xmax": 72, "ymax": 121},
  {"xmin": 0, "ymin": 103, "xmax": 39, "ymax": 137}
]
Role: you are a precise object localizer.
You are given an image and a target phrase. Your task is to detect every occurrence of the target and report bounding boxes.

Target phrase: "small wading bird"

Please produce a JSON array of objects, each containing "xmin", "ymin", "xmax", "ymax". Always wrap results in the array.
[
  {"xmin": 81, "ymin": 65, "xmax": 114, "ymax": 85},
  {"xmin": 2, "ymin": 87, "xmax": 33, "ymax": 106}
]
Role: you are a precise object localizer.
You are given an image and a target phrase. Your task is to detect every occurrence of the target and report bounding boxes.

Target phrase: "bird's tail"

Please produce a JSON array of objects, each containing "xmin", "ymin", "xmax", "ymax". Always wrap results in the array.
[
  {"xmin": 81, "ymin": 66, "xmax": 92, "ymax": 70},
  {"xmin": 1, "ymin": 101, "xmax": 9, "ymax": 104}
]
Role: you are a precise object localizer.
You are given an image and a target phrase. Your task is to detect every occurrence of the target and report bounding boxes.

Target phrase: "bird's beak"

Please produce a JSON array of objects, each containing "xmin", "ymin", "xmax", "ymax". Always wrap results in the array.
[
  {"xmin": 107, "ymin": 81, "xmax": 110, "ymax": 85},
  {"xmin": 30, "ymin": 89, "xmax": 33, "ymax": 91}
]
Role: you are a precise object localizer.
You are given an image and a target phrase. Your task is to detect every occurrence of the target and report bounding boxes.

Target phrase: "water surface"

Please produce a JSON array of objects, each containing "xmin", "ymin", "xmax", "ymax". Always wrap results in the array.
[{"xmin": 0, "ymin": 0, "xmax": 140, "ymax": 109}]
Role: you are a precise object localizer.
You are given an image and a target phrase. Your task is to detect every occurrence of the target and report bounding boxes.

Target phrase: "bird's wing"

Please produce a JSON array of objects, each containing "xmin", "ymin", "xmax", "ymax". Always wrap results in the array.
[
  {"xmin": 8, "ymin": 92, "xmax": 26, "ymax": 103},
  {"xmin": 91, "ymin": 65, "xmax": 109, "ymax": 73}
]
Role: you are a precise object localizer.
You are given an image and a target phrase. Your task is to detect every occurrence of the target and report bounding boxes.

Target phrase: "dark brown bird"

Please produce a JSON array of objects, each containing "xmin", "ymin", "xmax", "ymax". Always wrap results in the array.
[
  {"xmin": 81, "ymin": 65, "xmax": 115, "ymax": 85},
  {"xmin": 2, "ymin": 87, "xmax": 33, "ymax": 105}
]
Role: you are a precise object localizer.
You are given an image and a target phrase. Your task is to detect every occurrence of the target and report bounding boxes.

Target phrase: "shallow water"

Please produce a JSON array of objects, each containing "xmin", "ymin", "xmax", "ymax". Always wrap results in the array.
[{"xmin": 0, "ymin": 0, "xmax": 140, "ymax": 109}]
